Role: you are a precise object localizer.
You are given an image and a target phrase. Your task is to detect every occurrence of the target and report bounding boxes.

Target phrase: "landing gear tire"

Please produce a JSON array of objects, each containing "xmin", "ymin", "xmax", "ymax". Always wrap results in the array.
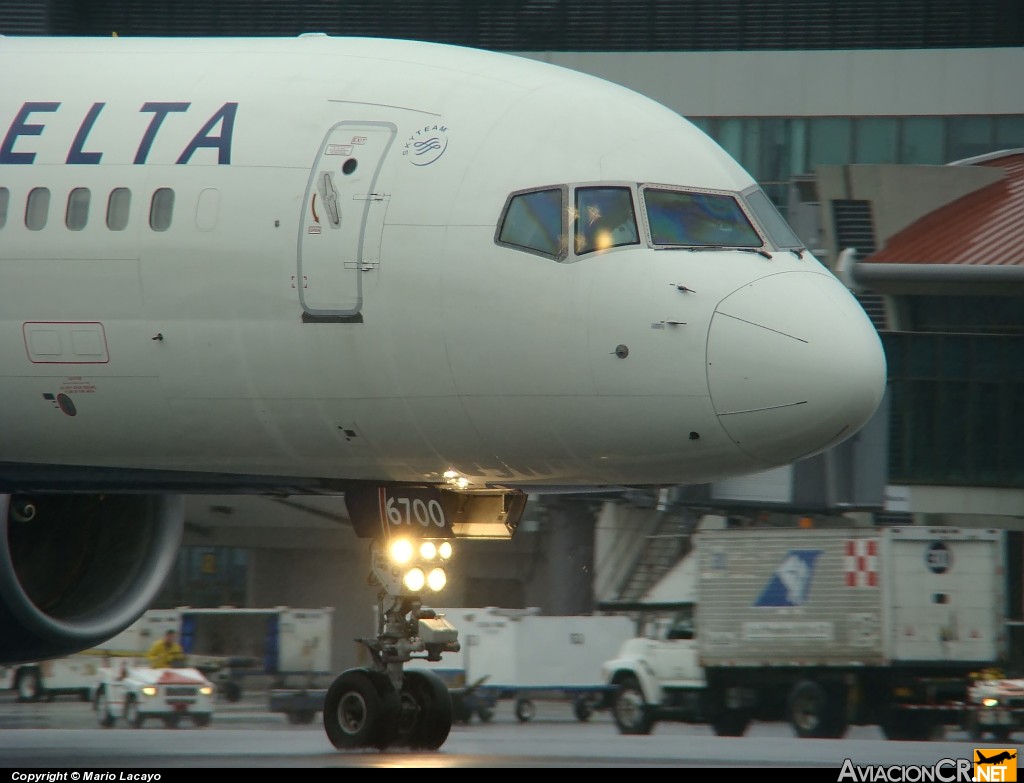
[
  {"xmin": 477, "ymin": 706, "xmax": 494, "ymax": 723},
  {"xmin": 612, "ymin": 676, "xmax": 654, "ymax": 735},
  {"xmin": 396, "ymin": 669, "xmax": 453, "ymax": 750},
  {"xmin": 94, "ymin": 687, "xmax": 115, "ymax": 728},
  {"xmin": 515, "ymin": 697, "xmax": 536, "ymax": 723},
  {"xmin": 15, "ymin": 668, "xmax": 42, "ymax": 703},
  {"xmin": 323, "ymin": 668, "xmax": 401, "ymax": 751},
  {"xmin": 787, "ymin": 680, "xmax": 847, "ymax": 739},
  {"xmin": 124, "ymin": 695, "xmax": 144, "ymax": 729}
]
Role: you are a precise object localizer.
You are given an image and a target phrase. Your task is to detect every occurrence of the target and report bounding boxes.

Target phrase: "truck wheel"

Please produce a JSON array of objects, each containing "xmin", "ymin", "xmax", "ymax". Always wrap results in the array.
[
  {"xmin": 222, "ymin": 681, "xmax": 242, "ymax": 703},
  {"xmin": 574, "ymin": 695, "xmax": 593, "ymax": 723},
  {"xmin": 15, "ymin": 668, "xmax": 43, "ymax": 703},
  {"xmin": 477, "ymin": 706, "xmax": 494, "ymax": 723},
  {"xmin": 94, "ymin": 687, "xmax": 115, "ymax": 728},
  {"xmin": 879, "ymin": 712, "xmax": 934, "ymax": 741},
  {"xmin": 711, "ymin": 710, "xmax": 751, "ymax": 737},
  {"xmin": 162, "ymin": 715, "xmax": 181, "ymax": 729},
  {"xmin": 192, "ymin": 714, "xmax": 212, "ymax": 728},
  {"xmin": 612, "ymin": 677, "xmax": 654, "ymax": 735},
  {"xmin": 515, "ymin": 697, "xmax": 535, "ymax": 723},
  {"xmin": 787, "ymin": 680, "xmax": 846, "ymax": 739},
  {"xmin": 287, "ymin": 710, "xmax": 316, "ymax": 725},
  {"xmin": 450, "ymin": 693, "xmax": 473, "ymax": 724},
  {"xmin": 124, "ymin": 695, "xmax": 145, "ymax": 729}
]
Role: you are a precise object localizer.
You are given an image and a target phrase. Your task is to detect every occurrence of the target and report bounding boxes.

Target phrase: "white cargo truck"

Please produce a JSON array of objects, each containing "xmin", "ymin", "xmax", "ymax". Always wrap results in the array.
[
  {"xmin": 2, "ymin": 608, "xmax": 181, "ymax": 703},
  {"xmin": 3, "ymin": 606, "xmax": 334, "ymax": 711},
  {"xmin": 409, "ymin": 607, "xmax": 635, "ymax": 722},
  {"xmin": 601, "ymin": 526, "xmax": 1014, "ymax": 740}
]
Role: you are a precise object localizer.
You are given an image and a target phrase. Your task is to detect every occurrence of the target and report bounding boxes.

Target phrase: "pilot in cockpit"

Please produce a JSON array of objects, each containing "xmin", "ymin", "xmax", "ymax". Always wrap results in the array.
[{"xmin": 577, "ymin": 187, "xmax": 639, "ymax": 253}]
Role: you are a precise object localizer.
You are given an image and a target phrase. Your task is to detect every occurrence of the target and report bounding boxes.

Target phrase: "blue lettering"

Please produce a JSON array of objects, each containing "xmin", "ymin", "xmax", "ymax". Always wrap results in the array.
[
  {"xmin": 176, "ymin": 102, "xmax": 237, "ymax": 165},
  {"xmin": 66, "ymin": 102, "xmax": 105, "ymax": 164},
  {"xmin": 0, "ymin": 102, "xmax": 60, "ymax": 164},
  {"xmin": 134, "ymin": 102, "xmax": 190, "ymax": 164}
]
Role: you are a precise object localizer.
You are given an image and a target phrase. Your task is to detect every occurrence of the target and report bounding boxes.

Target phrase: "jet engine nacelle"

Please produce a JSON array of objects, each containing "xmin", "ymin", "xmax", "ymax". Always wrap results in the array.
[{"xmin": 0, "ymin": 493, "xmax": 184, "ymax": 663}]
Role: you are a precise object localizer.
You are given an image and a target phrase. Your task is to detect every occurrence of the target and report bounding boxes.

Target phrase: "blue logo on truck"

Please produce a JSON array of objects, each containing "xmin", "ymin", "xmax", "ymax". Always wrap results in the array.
[{"xmin": 754, "ymin": 550, "xmax": 823, "ymax": 607}]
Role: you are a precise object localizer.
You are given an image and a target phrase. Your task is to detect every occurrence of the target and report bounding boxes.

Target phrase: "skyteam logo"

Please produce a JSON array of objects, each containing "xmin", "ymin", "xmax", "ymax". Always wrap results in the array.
[{"xmin": 754, "ymin": 549, "xmax": 823, "ymax": 607}]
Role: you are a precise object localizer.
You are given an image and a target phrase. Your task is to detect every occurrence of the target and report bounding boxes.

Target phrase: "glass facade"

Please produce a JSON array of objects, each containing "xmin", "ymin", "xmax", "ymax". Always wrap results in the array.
[
  {"xmin": 693, "ymin": 114, "xmax": 1024, "ymax": 214},
  {"xmin": 883, "ymin": 328, "xmax": 1024, "ymax": 488},
  {"xmin": 155, "ymin": 546, "xmax": 250, "ymax": 607}
]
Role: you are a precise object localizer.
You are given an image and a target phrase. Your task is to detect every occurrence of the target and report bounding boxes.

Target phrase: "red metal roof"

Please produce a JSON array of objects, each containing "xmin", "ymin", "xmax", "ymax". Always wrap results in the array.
[{"xmin": 865, "ymin": 151, "xmax": 1024, "ymax": 267}]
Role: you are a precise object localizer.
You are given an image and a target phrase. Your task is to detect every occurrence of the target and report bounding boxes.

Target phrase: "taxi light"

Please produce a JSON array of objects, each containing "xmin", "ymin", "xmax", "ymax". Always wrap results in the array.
[
  {"xmin": 438, "ymin": 541, "xmax": 453, "ymax": 560},
  {"xmin": 389, "ymin": 538, "xmax": 414, "ymax": 565},
  {"xmin": 419, "ymin": 541, "xmax": 437, "ymax": 560},
  {"xmin": 200, "ymin": 686, "xmax": 214, "ymax": 696},
  {"xmin": 427, "ymin": 567, "xmax": 447, "ymax": 592},
  {"xmin": 141, "ymin": 686, "xmax": 157, "ymax": 697},
  {"xmin": 403, "ymin": 567, "xmax": 426, "ymax": 592}
]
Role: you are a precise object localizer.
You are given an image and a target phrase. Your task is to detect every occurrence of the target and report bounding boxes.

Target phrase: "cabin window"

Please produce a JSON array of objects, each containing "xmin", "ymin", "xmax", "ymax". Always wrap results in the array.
[
  {"xmin": 25, "ymin": 187, "xmax": 50, "ymax": 231},
  {"xmin": 149, "ymin": 188, "xmax": 175, "ymax": 232},
  {"xmin": 0, "ymin": 187, "xmax": 8, "ymax": 229},
  {"xmin": 643, "ymin": 188, "xmax": 762, "ymax": 248},
  {"xmin": 107, "ymin": 188, "xmax": 131, "ymax": 231},
  {"xmin": 66, "ymin": 188, "xmax": 90, "ymax": 231},
  {"xmin": 195, "ymin": 188, "xmax": 220, "ymax": 232},
  {"xmin": 574, "ymin": 186, "xmax": 639, "ymax": 255},
  {"xmin": 496, "ymin": 187, "xmax": 565, "ymax": 259}
]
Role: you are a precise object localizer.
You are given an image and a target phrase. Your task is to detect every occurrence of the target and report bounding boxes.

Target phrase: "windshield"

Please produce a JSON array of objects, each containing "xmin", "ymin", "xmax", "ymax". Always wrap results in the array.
[
  {"xmin": 643, "ymin": 188, "xmax": 762, "ymax": 248},
  {"xmin": 744, "ymin": 187, "xmax": 804, "ymax": 249}
]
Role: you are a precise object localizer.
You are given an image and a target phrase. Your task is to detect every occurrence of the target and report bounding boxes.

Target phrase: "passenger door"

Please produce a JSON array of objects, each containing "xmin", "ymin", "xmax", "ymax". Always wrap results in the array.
[{"xmin": 298, "ymin": 121, "xmax": 396, "ymax": 320}]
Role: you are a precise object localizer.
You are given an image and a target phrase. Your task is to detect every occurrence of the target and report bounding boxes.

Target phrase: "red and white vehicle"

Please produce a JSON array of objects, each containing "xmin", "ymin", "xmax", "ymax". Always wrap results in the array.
[
  {"xmin": 964, "ymin": 676, "xmax": 1024, "ymax": 741},
  {"xmin": 94, "ymin": 662, "xmax": 215, "ymax": 729}
]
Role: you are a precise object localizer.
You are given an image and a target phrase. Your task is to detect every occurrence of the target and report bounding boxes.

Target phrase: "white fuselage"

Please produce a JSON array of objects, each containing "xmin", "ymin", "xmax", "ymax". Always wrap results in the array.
[{"xmin": 0, "ymin": 36, "xmax": 886, "ymax": 491}]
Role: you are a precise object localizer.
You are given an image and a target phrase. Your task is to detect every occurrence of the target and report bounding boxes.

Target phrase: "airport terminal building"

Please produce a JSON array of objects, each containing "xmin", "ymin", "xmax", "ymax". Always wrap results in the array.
[{"xmin": 4, "ymin": 0, "xmax": 1022, "ymax": 668}]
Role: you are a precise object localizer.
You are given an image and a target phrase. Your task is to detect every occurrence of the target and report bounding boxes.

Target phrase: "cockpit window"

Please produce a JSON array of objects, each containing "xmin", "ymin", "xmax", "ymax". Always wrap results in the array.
[
  {"xmin": 744, "ymin": 187, "xmax": 804, "ymax": 249},
  {"xmin": 643, "ymin": 188, "xmax": 762, "ymax": 248},
  {"xmin": 575, "ymin": 186, "xmax": 639, "ymax": 255},
  {"xmin": 496, "ymin": 187, "xmax": 565, "ymax": 259}
]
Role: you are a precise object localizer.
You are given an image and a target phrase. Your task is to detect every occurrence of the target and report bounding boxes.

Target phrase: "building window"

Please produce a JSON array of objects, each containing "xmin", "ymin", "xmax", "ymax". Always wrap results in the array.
[
  {"xmin": 25, "ymin": 187, "xmax": 50, "ymax": 230},
  {"xmin": 107, "ymin": 188, "xmax": 131, "ymax": 231},
  {"xmin": 149, "ymin": 188, "xmax": 175, "ymax": 232},
  {"xmin": 66, "ymin": 187, "xmax": 90, "ymax": 231},
  {"xmin": 900, "ymin": 117, "xmax": 945, "ymax": 164}
]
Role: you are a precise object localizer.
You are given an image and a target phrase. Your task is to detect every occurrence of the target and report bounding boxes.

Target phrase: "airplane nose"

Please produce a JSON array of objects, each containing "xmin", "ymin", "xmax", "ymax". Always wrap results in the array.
[{"xmin": 707, "ymin": 271, "xmax": 887, "ymax": 466}]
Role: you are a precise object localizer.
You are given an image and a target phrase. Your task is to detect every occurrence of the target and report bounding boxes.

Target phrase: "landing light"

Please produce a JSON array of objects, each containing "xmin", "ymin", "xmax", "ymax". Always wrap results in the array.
[
  {"xmin": 403, "ymin": 568, "xmax": 426, "ymax": 592},
  {"xmin": 373, "ymin": 537, "xmax": 455, "ymax": 595},
  {"xmin": 389, "ymin": 538, "xmax": 414, "ymax": 565},
  {"xmin": 427, "ymin": 568, "xmax": 447, "ymax": 592}
]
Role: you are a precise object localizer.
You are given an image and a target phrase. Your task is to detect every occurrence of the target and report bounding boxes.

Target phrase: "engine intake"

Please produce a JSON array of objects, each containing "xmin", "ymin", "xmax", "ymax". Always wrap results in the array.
[{"xmin": 0, "ymin": 493, "xmax": 184, "ymax": 663}]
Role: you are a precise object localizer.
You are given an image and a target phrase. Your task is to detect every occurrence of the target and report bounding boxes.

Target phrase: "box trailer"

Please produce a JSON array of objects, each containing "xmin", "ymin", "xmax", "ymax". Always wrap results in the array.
[{"xmin": 601, "ymin": 526, "xmax": 1013, "ymax": 740}]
